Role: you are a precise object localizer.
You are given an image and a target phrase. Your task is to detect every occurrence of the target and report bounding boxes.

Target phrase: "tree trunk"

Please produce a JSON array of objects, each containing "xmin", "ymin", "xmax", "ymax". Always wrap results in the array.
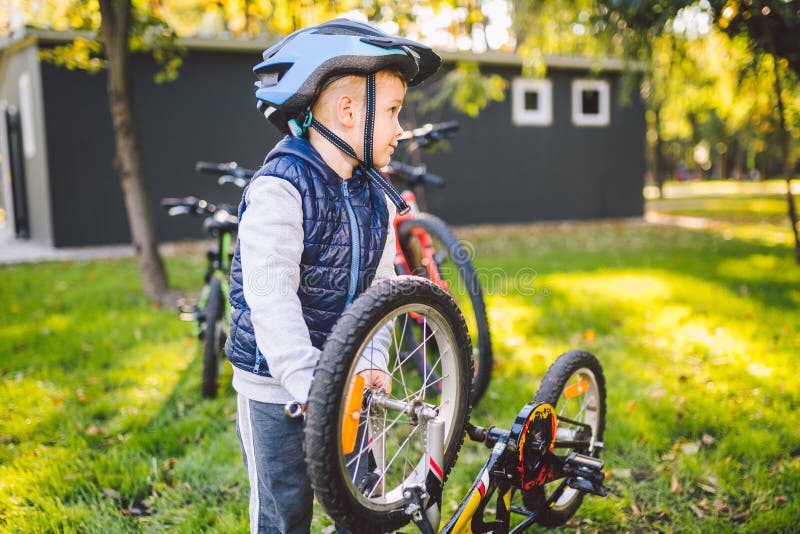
[
  {"xmin": 653, "ymin": 105, "xmax": 665, "ymax": 197},
  {"xmin": 99, "ymin": 0, "xmax": 170, "ymax": 298},
  {"xmin": 732, "ymin": 137, "xmax": 744, "ymax": 180},
  {"xmin": 771, "ymin": 57, "xmax": 800, "ymax": 263}
]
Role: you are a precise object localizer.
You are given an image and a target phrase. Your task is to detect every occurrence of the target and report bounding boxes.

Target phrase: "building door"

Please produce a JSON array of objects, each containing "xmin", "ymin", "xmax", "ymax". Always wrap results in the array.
[{"xmin": 3, "ymin": 105, "xmax": 30, "ymax": 239}]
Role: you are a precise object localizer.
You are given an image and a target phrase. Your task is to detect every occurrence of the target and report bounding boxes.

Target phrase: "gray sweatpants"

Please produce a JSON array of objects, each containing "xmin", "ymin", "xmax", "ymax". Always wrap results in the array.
[
  {"xmin": 236, "ymin": 394, "xmax": 368, "ymax": 534},
  {"xmin": 236, "ymin": 395, "xmax": 313, "ymax": 534}
]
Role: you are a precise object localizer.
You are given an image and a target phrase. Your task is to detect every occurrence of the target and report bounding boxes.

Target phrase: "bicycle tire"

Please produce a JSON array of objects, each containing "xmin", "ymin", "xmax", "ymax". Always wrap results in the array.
[
  {"xmin": 397, "ymin": 212, "xmax": 493, "ymax": 405},
  {"xmin": 524, "ymin": 349, "xmax": 606, "ymax": 526},
  {"xmin": 201, "ymin": 277, "xmax": 223, "ymax": 399},
  {"xmin": 305, "ymin": 276, "xmax": 473, "ymax": 532}
]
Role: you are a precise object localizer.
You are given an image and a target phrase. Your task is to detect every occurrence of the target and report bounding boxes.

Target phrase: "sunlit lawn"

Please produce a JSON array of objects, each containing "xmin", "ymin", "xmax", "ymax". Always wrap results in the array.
[{"xmin": 1, "ymin": 189, "xmax": 799, "ymax": 532}]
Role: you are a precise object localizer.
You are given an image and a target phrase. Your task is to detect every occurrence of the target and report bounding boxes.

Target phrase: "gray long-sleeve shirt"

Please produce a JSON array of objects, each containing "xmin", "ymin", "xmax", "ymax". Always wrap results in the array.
[{"xmin": 232, "ymin": 176, "xmax": 397, "ymax": 404}]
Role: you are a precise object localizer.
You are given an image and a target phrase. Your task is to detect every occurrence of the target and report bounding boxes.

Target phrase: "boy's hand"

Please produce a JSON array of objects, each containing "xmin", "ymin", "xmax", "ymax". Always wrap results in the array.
[{"xmin": 358, "ymin": 369, "xmax": 392, "ymax": 395}]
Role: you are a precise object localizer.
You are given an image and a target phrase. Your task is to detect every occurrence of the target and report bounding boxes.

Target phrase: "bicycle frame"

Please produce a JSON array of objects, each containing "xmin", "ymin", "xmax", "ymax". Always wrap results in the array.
[{"xmin": 197, "ymin": 229, "xmax": 233, "ymax": 332}]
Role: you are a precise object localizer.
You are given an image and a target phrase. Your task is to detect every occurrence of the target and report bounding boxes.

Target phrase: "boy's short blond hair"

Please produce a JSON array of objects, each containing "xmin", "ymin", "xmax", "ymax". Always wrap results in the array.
[{"xmin": 312, "ymin": 68, "xmax": 407, "ymax": 116}]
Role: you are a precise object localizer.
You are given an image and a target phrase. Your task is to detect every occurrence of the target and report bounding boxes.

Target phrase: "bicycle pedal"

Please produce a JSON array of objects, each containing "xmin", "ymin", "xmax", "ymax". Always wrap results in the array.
[
  {"xmin": 564, "ymin": 452, "xmax": 610, "ymax": 497},
  {"xmin": 566, "ymin": 475, "xmax": 610, "ymax": 497},
  {"xmin": 565, "ymin": 452, "xmax": 604, "ymax": 472}
]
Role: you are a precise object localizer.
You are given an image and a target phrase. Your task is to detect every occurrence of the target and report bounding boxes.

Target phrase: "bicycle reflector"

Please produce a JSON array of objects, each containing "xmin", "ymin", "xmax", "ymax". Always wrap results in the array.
[
  {"xmin": 341, "ymin": 374, "xmax": 366, "ymax": 455},
  {"xmin": 563, "ymin": 379, "xmax": 589, "ymax": 399}
]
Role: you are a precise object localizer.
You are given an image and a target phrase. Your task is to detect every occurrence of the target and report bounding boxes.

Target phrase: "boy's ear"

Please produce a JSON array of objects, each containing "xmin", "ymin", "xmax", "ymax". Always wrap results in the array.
[{"xmin": 336, "ymin": 94, "xmax": 357, "ymax": 128}]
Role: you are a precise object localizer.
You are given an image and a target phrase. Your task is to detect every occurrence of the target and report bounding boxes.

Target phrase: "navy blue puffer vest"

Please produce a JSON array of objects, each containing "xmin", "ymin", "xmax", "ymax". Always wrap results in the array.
[{"xmin": 225, "ymin": 136, "xmax": 389, "ymax": 376}]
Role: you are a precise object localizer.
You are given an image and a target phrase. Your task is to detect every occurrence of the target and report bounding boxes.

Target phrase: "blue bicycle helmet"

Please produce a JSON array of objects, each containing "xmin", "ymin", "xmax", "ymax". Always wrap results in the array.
[
  {"xmin": 253, "ymin": 18, "xmax": 441, "ymax": 134},
  {"xmin": 252, "ymin": 19, "xmax": 441, "ymax": 214}
]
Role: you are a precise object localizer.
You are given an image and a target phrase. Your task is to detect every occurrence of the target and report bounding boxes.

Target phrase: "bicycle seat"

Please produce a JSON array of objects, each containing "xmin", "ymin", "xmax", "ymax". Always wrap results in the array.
[{"xmin": 203, "ymin": 208, "xmax": 239, "ymax": 235}]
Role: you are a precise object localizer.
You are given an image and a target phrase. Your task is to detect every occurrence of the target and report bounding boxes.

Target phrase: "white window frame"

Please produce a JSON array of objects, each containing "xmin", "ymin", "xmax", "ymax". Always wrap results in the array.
[
  {"xmin": 511, "ymin": 78, "xmax": 553, "ymax": 127},
  {"xmin": 18, "ymin": 73, "xmax": 37, "ymax": 158},
  {"xmin": 571, "ymin": 79, "xmax": 610, "ymax": 127}
]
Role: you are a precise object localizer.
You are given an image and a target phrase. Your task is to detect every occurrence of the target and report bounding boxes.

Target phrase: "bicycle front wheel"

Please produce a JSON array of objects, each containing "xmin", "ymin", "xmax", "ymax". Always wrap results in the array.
[
  {"xmin": 397, "ymin": 213, "xmax": 493, "ymax": 405},
  {"xmin": 305, "ymin": 277, "xmax": 473, "ymax": 532},
  {"xmin": 524, "ymin": 350, "xmax": 606, "ymax": 526}
]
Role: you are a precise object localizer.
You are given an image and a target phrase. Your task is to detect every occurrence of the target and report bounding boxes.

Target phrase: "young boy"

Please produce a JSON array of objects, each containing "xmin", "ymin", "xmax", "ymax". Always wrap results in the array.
[{"xmin": 224, "ymin": 19, "xmax": 441, "ymax": 533}]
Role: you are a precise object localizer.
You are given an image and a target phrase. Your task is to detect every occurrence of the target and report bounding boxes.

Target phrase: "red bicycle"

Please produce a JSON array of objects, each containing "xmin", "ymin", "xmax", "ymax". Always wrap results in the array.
[{"xmin": 385, "ymin": 121, "xmax": 493, "ymax": 404}]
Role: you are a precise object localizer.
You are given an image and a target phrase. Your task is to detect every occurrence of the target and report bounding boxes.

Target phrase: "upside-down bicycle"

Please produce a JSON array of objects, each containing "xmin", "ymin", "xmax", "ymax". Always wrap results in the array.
[{"xmin": 294, "ymin": 276, "xmax": 609, "ymax": 533}]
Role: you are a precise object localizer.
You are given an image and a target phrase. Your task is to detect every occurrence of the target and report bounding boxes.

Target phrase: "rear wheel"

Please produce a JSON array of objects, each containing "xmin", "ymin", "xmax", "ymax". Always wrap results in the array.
[
  {"xmin": 201, "ymin": 277, "xmax": 223, "ymax": 399},
  {"xmin": 524, "ymin": 350, "xmax": 606, "ymax": 526},
  {"xmin": 304, "ymin": 277, "xmax": 473, "ymax": 533},
  {"xmin": 397, "ymin": 213, "xmax": 493, "ymax": 405}
]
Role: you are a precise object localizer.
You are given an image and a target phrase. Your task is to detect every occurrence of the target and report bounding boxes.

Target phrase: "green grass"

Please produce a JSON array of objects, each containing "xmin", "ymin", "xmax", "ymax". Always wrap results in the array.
[
  {"xmin": 646, "ymin": 179, "xmax": 799, "ymax": 247},
  {"xmin": 2, "ymin": 190, "xmax": 799, "ymax": 532}
]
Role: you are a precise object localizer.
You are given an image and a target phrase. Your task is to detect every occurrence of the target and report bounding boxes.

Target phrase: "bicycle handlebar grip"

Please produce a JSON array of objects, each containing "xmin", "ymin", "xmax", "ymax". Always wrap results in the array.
[
  {"xmin": 168, "ymin": 205, "xmax": 192, "ymax": 217},
  {"xmin": 423, "ymin": 171, "xmax": 446, "ymax": 188},
  {"xmin": 195, "ymin": 161, "xmax": 230, "ymax": 175},
  {"xmin": 160, "ymin": 196, "xmax": 195, "ymax": 209},
  {"xmin": 218, "ymin": 175, "xmax": 249, "ymax": 189},
  {"xmin": 196, "ymin": 160, "xmax": 257, "ymax": 179},
  {"xmin": 434, "ymin": 120, "xmax": 460, "ymax": 135}
]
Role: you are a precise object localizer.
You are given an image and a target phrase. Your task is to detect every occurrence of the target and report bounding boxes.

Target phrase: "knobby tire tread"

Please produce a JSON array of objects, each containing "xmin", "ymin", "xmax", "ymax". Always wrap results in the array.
[
  {"xmin": 304, "ymin": 277, "xmax": 473, "ymax": 533},
  {"xmin": 529, "ymin": 349, "xmax": 607, "ymax": 527},
  {"xmin": 201, "ymin": 277, "xmax": 222, "ymax": 399}
]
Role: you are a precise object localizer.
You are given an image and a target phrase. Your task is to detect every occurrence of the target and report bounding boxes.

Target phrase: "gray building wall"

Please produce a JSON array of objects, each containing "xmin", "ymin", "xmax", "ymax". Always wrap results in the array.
[
  {"xmin": 5, "ymin": 31, "xmax": 645, "ymax": 247},
  {"xmin": 422, "ymin": 66, "xmax": 645, "ymax": 225},
  {"xmin": 0, "ymin": 41, "xmax": 53, "ymax": 245}
]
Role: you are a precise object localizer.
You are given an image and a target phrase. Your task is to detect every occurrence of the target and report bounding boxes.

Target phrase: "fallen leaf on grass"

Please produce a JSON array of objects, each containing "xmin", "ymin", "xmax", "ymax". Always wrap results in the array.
[
  {"xmin": 103, "ymin": 487, "xmax": 121, "ymax": 500},
  {"xmin": 680, "ymin": 442, "xmax": 700, "ymax": 455},
  {"xmin": 689, "ymin": 503, "xmax": 705, "ymax": 518},
  {"xmin": 631, "ymin": 503, "xmax": 642, "ymax": 516},
  {"xmin": 733, "ymin": 509, "xmax": 750, "ymax": 522},
  {"xmin": 122, "ymin": 505, "xmax": 152, "ymax": 517},
  {"xmin": 712, "ymin": 498, "xmax": 726, "ymax": 514},
  {"xmin": 86, "ymin": 425, "xmax": 107, "ymax": 436},
  {"xmin": 697, "ymin": 483, "xmax": 717, "ymax": 494},
  {"xmin": 774, "ymin": 495, "xmax": 788, "ymax": 505},
  {"xmin": 704, "ymin": 475, "xmax": 719, "ymax": 489},
  {"xmin": 610, "ymin": 468, "xmax": 632, "ymax": 479},
  {"xmin": 701, "ymin": 433, "xmax": 716, "ymax": 446},
  {"xmin": 662, "ymin": 450, "xmax": 678, "ymax": 462},
  {"xmin": 162, "ymin": 458, "xmax": 177, "ymax": 472},
  {"xmin": 670, "ymin": 474, "xmax": 681, "ymax": 494}
]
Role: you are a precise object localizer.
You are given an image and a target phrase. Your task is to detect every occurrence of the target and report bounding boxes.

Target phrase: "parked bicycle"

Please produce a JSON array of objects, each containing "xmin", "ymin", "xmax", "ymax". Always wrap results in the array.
[
  {"xmin": 297, "ymin": 276, "xmax": 608, "ymax": 533},
  {"xmin": 160, "ymin": 161, "xmax": 253, "ymax": 398},
  {"xmin": 384, "ymin": 121, "xmax": 493, "ymax": 405}
]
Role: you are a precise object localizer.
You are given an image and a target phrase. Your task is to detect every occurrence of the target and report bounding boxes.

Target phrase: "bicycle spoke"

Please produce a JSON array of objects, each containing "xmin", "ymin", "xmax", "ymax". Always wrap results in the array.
[
  {"xmin": 346, "ymin": 402, "xmax": 410, "ymax": 470},
  {"xmin": 366, "ymin": 423, "xmax": 422, "ymax": 498},
  {"xmin": 349, "ymin": 393, "xmax": 374, "ymax": 485}
]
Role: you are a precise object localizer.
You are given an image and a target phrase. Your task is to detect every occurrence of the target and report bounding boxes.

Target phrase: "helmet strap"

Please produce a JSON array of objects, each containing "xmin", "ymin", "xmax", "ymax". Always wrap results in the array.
[{"xmin": 309, "ymin": 72, "xmax": 409, "ymax": 214}]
